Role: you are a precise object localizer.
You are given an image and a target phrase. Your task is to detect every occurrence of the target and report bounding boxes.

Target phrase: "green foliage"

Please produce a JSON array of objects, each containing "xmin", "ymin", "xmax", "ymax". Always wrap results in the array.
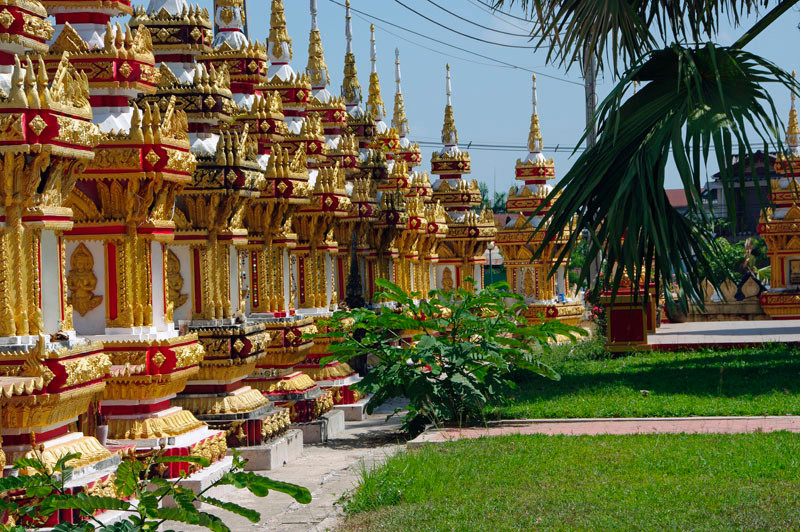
[
  {"xmin": 702, "ymin": 237, "xmax": 747, "ymax": 285},
  {"xmin": 747, "ymin": 237, "xmax": 769, "ymax": 269},
  {"xmin": 567, "ymin": 239, "xmax": 589, "ymax": 288},
  {"xmin": 341, "ymin": 432, "xmax": 800, "ymax": 531},
  {"xmin": 316, "ymin": 278, "xmax": 584, "ymax": 435},
  {"xmin": 491, "ymin": 1, "xmax": 792, "ymax": 75},
  {"xmin": 491, "ymin": 191, "xmax": 507, "ymax": 213},
  {"xmin": 488, "ymin": 1, "xmax": 800, "ymax": 312},
  {"xmin": 698, "ymin": 236, "xmax": 770, "ymax": 285},
  {"xmin": 476, "ymin": 183, "xmax": 507, "ymax": 213},
  {"xmin": 532, "ymin": 41, "xmax": 798, "ymax": 310},
  {"xmin": 0, "ymin": 448, "xmax": 311, "ymax": 531}
]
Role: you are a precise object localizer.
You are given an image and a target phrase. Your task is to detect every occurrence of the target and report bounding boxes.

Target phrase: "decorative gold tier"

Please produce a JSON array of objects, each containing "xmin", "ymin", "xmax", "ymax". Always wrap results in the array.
[
  {"xmin": 108, "ymin": 408, "xmax": 206, "ymax": 440},
  {"xmin": 172, "ymin": 388, "xmax": 268, "ymax": 416},
  {"xmin": 13, "ymin": 436, "xmax": 112, "ymax": 474}
]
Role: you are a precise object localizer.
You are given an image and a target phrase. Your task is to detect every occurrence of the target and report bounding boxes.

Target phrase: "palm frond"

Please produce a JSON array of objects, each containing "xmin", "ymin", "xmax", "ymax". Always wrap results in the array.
[
  {"xmin": 531, "ymin": 44, "xmax": 798, "ymax": 307},
  {"xmin": 490, "ymin": 0, "xmax": 785, "ymax": 74}
]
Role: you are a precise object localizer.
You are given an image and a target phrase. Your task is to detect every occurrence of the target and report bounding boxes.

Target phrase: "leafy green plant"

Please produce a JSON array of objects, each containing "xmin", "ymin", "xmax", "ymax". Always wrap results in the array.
[
  {"xmin": 317, "ymin": 278, "xmax": 585, "ymax": 435},
  {"xmin": 701, "ymin": 237, "xmax": 748, "ymax": 285},
  {"xmin": 491, "ymin": 0, "xmax": 799, "ymax": 311},
  {"xmin": 0, "ymin": 447, "xmax": 311, "ymax": 532}
]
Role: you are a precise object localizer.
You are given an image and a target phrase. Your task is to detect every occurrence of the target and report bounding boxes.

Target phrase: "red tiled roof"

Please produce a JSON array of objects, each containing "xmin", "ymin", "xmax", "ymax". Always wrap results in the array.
[{"xmin": 665, "ymin": 189, "xmax": 688, "ymax": 208}]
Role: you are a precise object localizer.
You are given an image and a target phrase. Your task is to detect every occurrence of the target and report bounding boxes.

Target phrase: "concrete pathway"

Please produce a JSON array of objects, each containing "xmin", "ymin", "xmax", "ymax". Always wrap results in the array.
[
  {"xmin": 174, "ymin": 400, "xmax": 406, "ymax": 532},
  {"xmin": 649, "ymin": 319, "xmax": 800, "ymax": 349},
  {"xmin": 408, "ymin": 415, "xmax": 800, "ymax": 446}
]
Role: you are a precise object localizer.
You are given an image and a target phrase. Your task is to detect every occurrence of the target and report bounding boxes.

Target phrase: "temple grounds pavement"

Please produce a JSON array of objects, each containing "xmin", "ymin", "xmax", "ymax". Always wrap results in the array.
[{"xmin": 176, "ymin": 399, "xmax": 407, "ymax": 532}]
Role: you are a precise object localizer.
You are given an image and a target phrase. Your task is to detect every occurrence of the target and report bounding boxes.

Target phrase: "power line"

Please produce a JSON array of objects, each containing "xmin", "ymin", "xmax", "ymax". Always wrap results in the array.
[
  {"xmin": 473, "ymin": 0, "xmax": 538, "ymax": 23},
  {"xmin": 417, "ymin": 140, "xmax": 777, "ymax": 156},
  {"xmin": 326, "ymin": 0, "xmax": 583, "ymax": 86},
  {"xmin": 417, "ymin": 140, "xmax": 583, "ymax": 153},
  {"xmin": 394, "ymin": 0, "xmax": 539, "ymax": 49},
  {"xmin": 348, "ymin": 9, "xmax": 522, "ymax": 70},
  {"xmin": 423, "ymin": 0, "xmax": 532, "ymax": 38},
  {"xmin": 465, "ymin": 0, "xmax": 532, "ymax": 32}
]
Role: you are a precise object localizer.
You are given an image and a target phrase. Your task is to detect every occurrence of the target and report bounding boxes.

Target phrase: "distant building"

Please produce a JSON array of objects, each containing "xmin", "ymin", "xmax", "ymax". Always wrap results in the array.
[
  {"xmin": 707, "ymin": 150, "xmax": 776, "ymax": 240},
  {"xmin": 665, "ymin": 189, "xmax": 689, "ymax": 215}
]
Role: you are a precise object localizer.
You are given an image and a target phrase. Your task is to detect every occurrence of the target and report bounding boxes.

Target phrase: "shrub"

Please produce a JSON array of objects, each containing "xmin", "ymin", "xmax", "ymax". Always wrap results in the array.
[
  {"xmin": 0, "ymin": 447, "xmax": 311, "ymax": 531},
  {"xmin": 317, "ymin": 279, "xmax": 584, "ymax": 435}
]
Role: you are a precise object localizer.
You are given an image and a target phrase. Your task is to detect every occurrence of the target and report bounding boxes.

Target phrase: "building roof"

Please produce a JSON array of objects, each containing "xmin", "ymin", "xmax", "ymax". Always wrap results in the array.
[
  {"xmin": 665, "ymin": 189, "xmax": 688, "ymax": 209},
  {"xmin": 710, "ymin": 150, "xmax": 777, "ymax": 182}
]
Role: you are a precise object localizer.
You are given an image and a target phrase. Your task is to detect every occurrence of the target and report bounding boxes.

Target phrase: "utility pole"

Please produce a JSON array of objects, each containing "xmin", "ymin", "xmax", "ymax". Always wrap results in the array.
[
  {"xmin": 584, "ymin": 54, "xmax": 597, "ymax": 149},
  {"xmin": 585, "ymin": 52, "xmax": 601, "ymax": 285},
  {"xmin": 242, "ymin": 0, "xmax": 249, "ymax": 39}
]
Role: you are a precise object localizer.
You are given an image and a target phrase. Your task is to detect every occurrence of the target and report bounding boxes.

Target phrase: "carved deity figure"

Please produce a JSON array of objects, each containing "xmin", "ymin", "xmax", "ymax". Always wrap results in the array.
[
  {"xmin": 441, "ymin": 267, "xmax": 454, "ymax": 291},
  {"xmin": 166, "ymin": 250, "xmax": 189, "ymax": 310},
  {"xmin": 522, "ymin": 269, "xmax": 536, "ymax": 298},
  {"xmin": 67, "ymin": 243, "xmax": 102, "ymax": 316}
]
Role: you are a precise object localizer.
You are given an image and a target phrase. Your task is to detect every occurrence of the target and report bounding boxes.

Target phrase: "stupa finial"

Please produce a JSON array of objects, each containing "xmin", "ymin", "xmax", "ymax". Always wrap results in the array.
[
  {"xmin": 789, "ymin": 70, "xmax": 800, "ymax": 147},
  {"xmin": 306, "ymin": 0, "xmax": 330, "ymax": 88},
  {"xmin": 366, "ymin": 24, "xmax": 385, "ymax": 119},
  {"xmin": 528, "ymin": 74, "xmax": 543, "ymax": 152},
  {"xmin": 392, "ymin": 48, "xmax": 410, "ymax": 137},
  {"xmin": 268, "ymin": 0, "xmax": 292, "ymax": 62},
  {"xmin": 341, "ymin": 0, "xmax": 362, "ymax": 107},
  {"xmin": 441, "ymin": 64, "xmax": 457, "ymax": 146}
]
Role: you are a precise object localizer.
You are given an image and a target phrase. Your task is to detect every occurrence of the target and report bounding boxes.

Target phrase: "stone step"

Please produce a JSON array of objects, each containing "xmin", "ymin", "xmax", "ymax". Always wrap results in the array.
[
  {"xmin": 294, "ymin": 410, "xmax": 345, "ymax": 444},
  {"xmin": 228, "ymin": 429, "xmax": 303, "ymax": 471},
  {"xmin": 332, "ymin": 395, "xmax": 372, "ymax": 422}
]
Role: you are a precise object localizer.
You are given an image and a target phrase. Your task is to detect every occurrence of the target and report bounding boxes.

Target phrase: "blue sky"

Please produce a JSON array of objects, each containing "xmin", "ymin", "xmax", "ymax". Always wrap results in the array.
[{"xmin": 184, "ymin": 0, "xmax": 800, "ymax": 196}]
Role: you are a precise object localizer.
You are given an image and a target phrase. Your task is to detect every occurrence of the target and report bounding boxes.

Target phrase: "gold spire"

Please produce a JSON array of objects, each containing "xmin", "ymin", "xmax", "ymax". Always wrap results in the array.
[
  {"xmin": 392, "ymin": 48, "xmax": 410, "ymax": 137},
  {"xmin": 789, "ymin": 70, "xmax": 800, "ymax": 146},
  {"xmin": 268, "ymin": 0, "xmax": 292, "ymax": 61},
  {"xmin": 528, "ymin": 74, "xmax": 543, "ymax": 152},
  {"xmin": 306, "ymin": 0, "xmax": 329, "ymax": 88},
  {"xmin": 366, "ymin": 24, "xmax": 385, "ymax": 119},
  {"xmin": 341, "ymin": 0, "xmax": 362, "ymax": 106},
  {"xmin": 441, "ymin": 64, "xmax": 458, "ymax": 145}
]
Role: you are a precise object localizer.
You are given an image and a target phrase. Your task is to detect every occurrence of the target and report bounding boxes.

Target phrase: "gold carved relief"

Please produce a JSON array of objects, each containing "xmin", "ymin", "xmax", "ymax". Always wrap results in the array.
[
  {"xmin": 67, "ymin": 243, "xmax": 102, "ymax": 317},
  {"xmin": 166, "ymin": 250, "xmax": 188, "ymax": 310},
  {"xmin": 522, "ymin": 269, "xmax": 535, "ymax": 297},
  {"xmin": 441, "ymin": 267, "xmax": 454, "ymax": 291}
]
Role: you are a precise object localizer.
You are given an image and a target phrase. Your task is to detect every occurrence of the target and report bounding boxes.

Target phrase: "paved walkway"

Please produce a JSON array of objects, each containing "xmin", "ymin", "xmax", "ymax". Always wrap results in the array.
[
  {"xmin": 649, "ymin": 319, "xmax": 800, "ymax": 349},
  {"xmin": 408, "ymin": 416, "xmax": 800, "ymax": 447},
  {"xmin": 176, "ymin": 400, "xmax": 406, "ymax": 532}
]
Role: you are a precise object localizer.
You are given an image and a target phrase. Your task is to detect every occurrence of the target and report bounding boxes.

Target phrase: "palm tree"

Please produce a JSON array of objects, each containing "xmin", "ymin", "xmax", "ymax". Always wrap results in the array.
[
  {"xmin": 492, "ymin": 0, "xmax": 799, "ymax": 308},
  {"xmin": 492, "ymin": 191, "xmax": 507, "ymax": 213}
]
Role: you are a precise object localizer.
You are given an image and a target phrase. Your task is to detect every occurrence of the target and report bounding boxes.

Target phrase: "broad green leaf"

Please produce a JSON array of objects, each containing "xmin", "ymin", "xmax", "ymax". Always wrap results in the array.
[
  {"xmin": 199, "ymin": 496, "xmax": 260, "ymax": 523},
  {"xmin": 113, "ymin": 459, "xmax": 144, "ymax": 498},
  {"xmin": 155, "ymin": 455, "xmax": 212, "ymax": 468},
  {"xmin": 220, "ymin": 473, "xmax": 312, "ymax": 504}
]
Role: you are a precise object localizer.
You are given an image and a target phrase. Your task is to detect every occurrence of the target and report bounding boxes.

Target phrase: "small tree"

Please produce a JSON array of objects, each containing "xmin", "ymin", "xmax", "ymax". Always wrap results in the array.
[
  {"xmin": 317, "ymin": 279, "xmax": 584, "ymax": 435},
  {"xmin": 0, "ymin": 449, "xmax": 310, "ymax": 532},
  {"xmin": 701, "ymin": 237, "xmax": 748, "ymax": 285}
]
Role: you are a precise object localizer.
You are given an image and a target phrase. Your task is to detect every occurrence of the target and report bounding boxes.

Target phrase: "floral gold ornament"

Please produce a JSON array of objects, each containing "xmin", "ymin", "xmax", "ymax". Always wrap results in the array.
[{"xmin": 0, "ymin": 9, "xmax": 14, "ymax": 29}]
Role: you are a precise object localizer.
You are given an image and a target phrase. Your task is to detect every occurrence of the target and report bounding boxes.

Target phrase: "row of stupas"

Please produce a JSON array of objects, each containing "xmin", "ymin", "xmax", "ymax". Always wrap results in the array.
[{"xmin": 0, "ymin": 0, "xmax": 509, "ymax": 523}]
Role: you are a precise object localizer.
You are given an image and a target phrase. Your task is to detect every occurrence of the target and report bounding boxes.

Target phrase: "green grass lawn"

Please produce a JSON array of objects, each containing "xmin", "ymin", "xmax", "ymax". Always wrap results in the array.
[
  {"xmin": 490, "ymin": 343, "xmax": 800, "ymax": 419},
  {"xmin": 340, "ymin": 433, "xmax": 800, "ymax": 532}
]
